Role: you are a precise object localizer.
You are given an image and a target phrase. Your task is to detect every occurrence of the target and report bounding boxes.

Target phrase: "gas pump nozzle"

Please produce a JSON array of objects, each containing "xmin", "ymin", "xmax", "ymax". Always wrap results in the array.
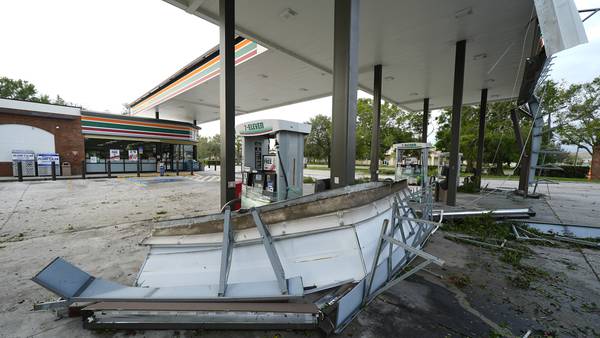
[{"xmin": 274, "ymin": 140, "xmax": 289, "ymax": 200}]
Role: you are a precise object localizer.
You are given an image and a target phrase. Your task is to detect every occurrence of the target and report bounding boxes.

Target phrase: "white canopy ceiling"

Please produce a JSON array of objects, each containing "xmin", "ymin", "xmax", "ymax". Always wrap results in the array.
[{"xmin": 131, "ymin": 0, "xmax": 586, "ymax": 123}]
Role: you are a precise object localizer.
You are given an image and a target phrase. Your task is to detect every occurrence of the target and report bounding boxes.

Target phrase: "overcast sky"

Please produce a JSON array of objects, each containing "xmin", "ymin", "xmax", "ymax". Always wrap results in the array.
[{"xmin": 1, "ymin": 0, "xmax": 599, "ymax": 140}]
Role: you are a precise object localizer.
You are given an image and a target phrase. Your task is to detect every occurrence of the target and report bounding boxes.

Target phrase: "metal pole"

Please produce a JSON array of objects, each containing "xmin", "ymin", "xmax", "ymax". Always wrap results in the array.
[
  {"xmin": 17, "ymin": 161, "xmax": 23, "ymax": 182},
  {"xmin": 421, "ymin": 98, "xmax": 429, "ymax": 143},
  {"xmin": 331, "ymin": 0, "xmax": 360, "ymax": 188},
  {"xmin": 137, "ymin": 155, "xmax": 140, "ymax": 177},
  {"xmin": 369, "ymin": 64, "xmax": 382, "ymax": 182},
  {"xmin": 527, "ymin": 97, "xmax": 543, "ymax": 186},
  {"xmin": 155, "ymin": 106, "xmax": 159, "ymax": 119},
  {"xmin": 51, "ymin": 161, "xmax": 56, "ymax": 181},
  {"xmin": 219, "ymin": 0, "xmax": 236, "ymax": 207},
  {"xmin": 107, "ymin": 160, "xmax": 112, "ymax": 178},
  {"xmin": 475, "ymin": 88, "xmax": 487, "ymax": 189},
  {"xmin": 176, "ymin": 146, "xmax": 180, "ymax": 176},
  {"xmin": 510, "ymin": 109, "xmax": 524, "ymax": 152},
  {"xmin": 447, "ymin": 40, "xmax": 466, "ymax": 206},
  {"xmin": 81, "ymin": 160, "xmax": 86, "ymax": 179}
]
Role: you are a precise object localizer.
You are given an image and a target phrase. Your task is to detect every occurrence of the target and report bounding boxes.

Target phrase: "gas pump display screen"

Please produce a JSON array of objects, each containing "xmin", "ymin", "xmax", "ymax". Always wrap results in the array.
[
  {"xmin": 263, "ymin": 155, "xmax": 277, "ymax": 171},
  {"xmin": 254, "ymin": 142, "xmax": 262, "ymax": 171}
]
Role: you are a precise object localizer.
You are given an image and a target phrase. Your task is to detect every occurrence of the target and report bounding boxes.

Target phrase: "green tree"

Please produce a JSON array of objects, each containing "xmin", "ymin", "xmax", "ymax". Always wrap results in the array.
[
  {"xmin": 552, "ymin": 77, "xmax": 600, "ymax": 179},
  {"xmin": 235, "ymin": 135, "xmax": 242, "ymax": 163},
  {"xmin": 355, "ymin": 98, "xmax": 420, "ymax": 161},
  {"xmin": 0, "ymin": 77, "xmax": 50, "ymax": 103},
  {"xmin": 435, "ymin": 100, "xmax": 526, "ymax": 175},
  {"xmin": 0, "ymin": 76, "xmax": 78, "ymax": 106},
  {"xmin": 197, "ymin": 134, "xmax": 221, "ymax": 161},
  {"xmin": 305, "ymin": 114, "xmax": 332, "ymax": 166}
]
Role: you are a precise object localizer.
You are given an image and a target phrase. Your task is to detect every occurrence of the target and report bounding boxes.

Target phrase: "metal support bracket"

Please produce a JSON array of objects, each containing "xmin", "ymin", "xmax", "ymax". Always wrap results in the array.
[
  {"xmin": 397, "ymin": 216, "xmax": 441, "ymax": 230},
  {"xmin": 363, "ymin": 219, "xmax": 389, "ymax": 305},
  {"xmin": 382, "ymin": 235, "xmax": 445, "ymax": 266},
  {"xmin": 391, "ymin": 200, "xmax": 410, "ymax": 260},
  {"xmin": 33, "ymin": 298, "xmax": 70, "ymax": 311},
  {"xmin": 218, "ymin": 207, "xmax": 233, "ymax": 296},
  {"xmin": 251, "ymin": 208, "xmax": 288, "ymax": 295},
  {"xmin": 369, "ymin": 235, "xmax": 444, "ymax": 300},
  {"xmin": 396, "ymin": 192, "xmax": 416, "ymax": 235}
]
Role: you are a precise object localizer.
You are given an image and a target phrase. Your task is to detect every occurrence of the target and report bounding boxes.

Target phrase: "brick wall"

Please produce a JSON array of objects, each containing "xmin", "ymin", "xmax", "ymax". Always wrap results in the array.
[{"xmin": 0, "ymin": 111, "xmax": 85, "ymax": 176}]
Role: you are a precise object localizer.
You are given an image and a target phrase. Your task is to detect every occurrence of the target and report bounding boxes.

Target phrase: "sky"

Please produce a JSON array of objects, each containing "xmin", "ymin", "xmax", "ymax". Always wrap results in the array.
[{"xmin": 0, "ymin": 0, "xmax": 599, "ymax": 141}]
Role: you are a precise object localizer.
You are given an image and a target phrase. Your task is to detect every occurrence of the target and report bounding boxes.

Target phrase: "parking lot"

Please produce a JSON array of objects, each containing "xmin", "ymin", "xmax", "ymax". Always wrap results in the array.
[{"xmin": 0, "ymin": 177, "xmax": 599, "ymax": 337}]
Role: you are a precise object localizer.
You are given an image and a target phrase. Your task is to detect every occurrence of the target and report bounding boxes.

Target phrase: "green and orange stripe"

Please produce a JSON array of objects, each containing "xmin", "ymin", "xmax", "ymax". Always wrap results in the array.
[{"xmin": 132, "ymin": 39, "xmax": 265, "ymax": 114}]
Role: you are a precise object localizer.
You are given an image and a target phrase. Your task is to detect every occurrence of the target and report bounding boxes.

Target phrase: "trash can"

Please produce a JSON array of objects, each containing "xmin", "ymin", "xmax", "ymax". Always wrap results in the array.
[
  {"xmin": 61, "ymin": 162, "xmax": 71, "ymax": 176},
  {"xmin": 159, "ymin": 162, "xmax": 166, "ymax": 176}
]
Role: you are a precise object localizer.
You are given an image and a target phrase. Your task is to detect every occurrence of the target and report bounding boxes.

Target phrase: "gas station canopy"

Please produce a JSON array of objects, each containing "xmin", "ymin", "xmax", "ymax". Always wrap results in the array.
[
  {"xmin": 130, "ymin": 38, "xmax": 333, "ymax": 123},
  {"xmin": 131, "ymin": 0, "xmax": 586, "ymax": 124}
]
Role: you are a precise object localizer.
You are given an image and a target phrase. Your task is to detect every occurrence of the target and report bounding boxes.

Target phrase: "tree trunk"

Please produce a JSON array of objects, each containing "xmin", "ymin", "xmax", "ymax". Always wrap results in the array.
[
  {"xmin": 591, "ymin": 145, "xmax": 600, "ymax": 180},
  {"xmin": 491, "ymin": 160, "xmax": 503, "ymax": 176}
]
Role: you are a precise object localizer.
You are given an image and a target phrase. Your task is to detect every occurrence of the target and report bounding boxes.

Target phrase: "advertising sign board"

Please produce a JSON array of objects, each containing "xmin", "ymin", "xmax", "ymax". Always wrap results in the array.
[
  {"xmin": 11, "ymin": 150, "xmax": 35, "ymax": 161},
  {"xmin": 128, "ymin": 150, "xmax": 138, "ymax": 161},
  {"xmin": 37, "ymin": 153, "xmax": 60, "ymax": 165},
  {"xmin": 109, "ymin": 149, "xmax": 120, "ymax": 161}
]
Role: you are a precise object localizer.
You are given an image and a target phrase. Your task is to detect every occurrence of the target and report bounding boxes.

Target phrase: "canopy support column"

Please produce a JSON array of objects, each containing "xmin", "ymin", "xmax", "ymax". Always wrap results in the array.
[
  {"xmin": 447, "ymin": 40, "xmax": 466, "ymax": 206},
  {"xmin": 370, "ymin": 64, "xmax": 382, "ymax": 182},
  {"xmin": 510, "ymin": 109, "xmax": 524, "ymax": 152},
  {"xmin": 475, "ymin": 88, "xmax": 487, "ymax": 189},
  {"xmin": 219, "ymin": 0, "xmax": 236, "ymax": 207},
  {"xmin": 421, "ymin": 98, "xmax": 429, "ymax": 143},
  {"xmin": 331, "ymin": 0, "xmax": 360, "ymax": 188}
]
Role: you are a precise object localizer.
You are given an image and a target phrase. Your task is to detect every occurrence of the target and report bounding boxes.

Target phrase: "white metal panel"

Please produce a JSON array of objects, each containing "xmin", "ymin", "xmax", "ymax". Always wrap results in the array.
[
  {"xmin": 163, "ymin": 0, "xmax": 545, "ymax": 111},
  {"xmin": 354, "ymin": 207, "xmax": 393, "ymax": 273},
  {"xmin": 137, "ymin": 185, "xmax": 423, "ymax": 293},
  {"xmin": 534, "ymin": 0, "xmax": 588, "ymax": 55},
  {"xmin": 139, "ymin": 226, "xmax": 367, "ymax": 290},
  {"xmin": 0, "ymin": 124, "xmax": 55, "ymax": 161},
  {"xmin": 138, "ymin": 247, "xmax": 222, "ymax": 287},
  {"xmin": 0, "ymin": 98, "xmax": 81, "ymax": 117},
  {"xmin": 274, "ymin": 227, "xmax": 365, "ymax": 288}
]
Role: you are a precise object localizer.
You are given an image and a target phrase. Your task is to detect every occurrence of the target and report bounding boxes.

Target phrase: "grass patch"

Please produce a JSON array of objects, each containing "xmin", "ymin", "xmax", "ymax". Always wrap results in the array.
[
  {"xmin": 444, "ymin": 215, "xmax": 553, "ymax": 290},
  {"xmin": 444, "ymin": 214, "xmax": 514, "ymax": 240},
  {"xmin": 303, "ymin": 176, "xmax": 315, "ymax": 183},
  {"xmin": 503, "ymin": 253, "xmax": 549, "ymax": 290},
  {"xmin": 581, "ymin": 302, "xmax": 599, "ymax": 313},
  {"xmin": 500, "ymin": 250, "xmax": 523, "ymax": 266},
  {"xmin": 507, "ymin": 274, "xmax": 532, "ymax": 289},
  {"xmin": 354, "ymin": 177, "xmax": 371, "ymax": 184},
  {"xmin": 448, "ymin": 273, "xmax": 471, "ymax": 288}
]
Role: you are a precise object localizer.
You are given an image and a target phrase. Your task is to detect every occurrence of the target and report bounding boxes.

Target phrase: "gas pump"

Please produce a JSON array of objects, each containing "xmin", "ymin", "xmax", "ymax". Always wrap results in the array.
[
  {"xmin": 236, "ymin": 119, "xmax": 311, "ymax": 208},
  {"xmin": 393, "ymin": 142, "xmax": 431, "ymax": 188},
  {"xmin": 394, "ymin": 142, "xmax": 434, "ymax": 218},
  {"xmin": 436, "ymin": 152, "xmax": 462, "ymax": 187}
]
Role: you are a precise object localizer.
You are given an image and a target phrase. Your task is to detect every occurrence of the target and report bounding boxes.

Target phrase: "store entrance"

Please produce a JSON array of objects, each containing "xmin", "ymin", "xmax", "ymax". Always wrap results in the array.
[{"xmin": 84, "ymin": 138, "xmax": 198, "ymax": 174}]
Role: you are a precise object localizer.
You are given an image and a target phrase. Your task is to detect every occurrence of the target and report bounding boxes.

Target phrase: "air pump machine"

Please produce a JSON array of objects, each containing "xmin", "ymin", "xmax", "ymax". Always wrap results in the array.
[{"xmin": 236, "ymin": 119, "xmax": 311, "ymax": 208}]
